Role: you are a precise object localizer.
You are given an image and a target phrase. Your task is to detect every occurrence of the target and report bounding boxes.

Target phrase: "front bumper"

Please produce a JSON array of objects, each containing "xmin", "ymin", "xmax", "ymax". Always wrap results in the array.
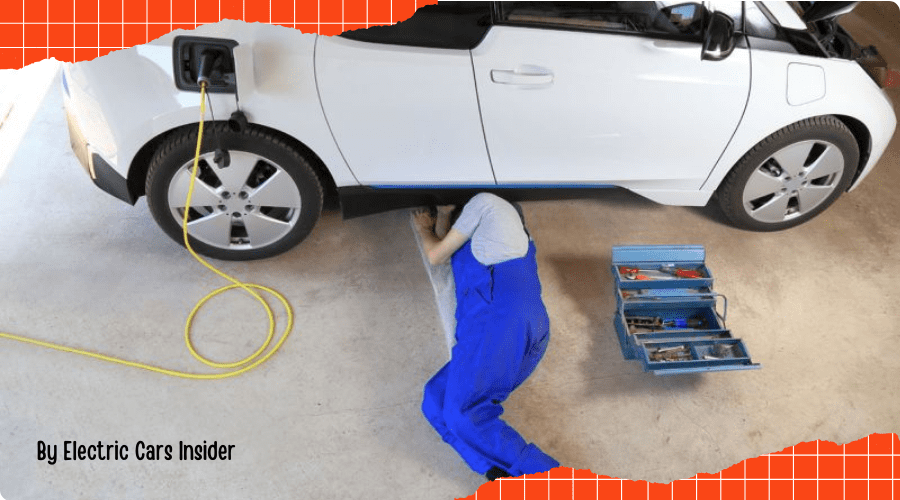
[
  {"xmin": 64, "ymin": 97, "xmax": 92, "ymax": 177},
  {"xmin": 62, "ymin": 70, "xmax": 134, "ymax": 204}
]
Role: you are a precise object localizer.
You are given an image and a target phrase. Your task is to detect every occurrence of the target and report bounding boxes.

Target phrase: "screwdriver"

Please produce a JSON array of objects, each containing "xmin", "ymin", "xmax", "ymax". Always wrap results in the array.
[
  {"xmin": 626, "ymin": 316, "xmax": 708, "ymax": 331},
  {"xmin": 664, "ymin": 318, "xmax": 707, "ymax": 328}
]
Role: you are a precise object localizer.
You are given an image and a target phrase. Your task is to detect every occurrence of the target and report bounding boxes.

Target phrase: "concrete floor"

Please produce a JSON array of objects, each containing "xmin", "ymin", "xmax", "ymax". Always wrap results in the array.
[{"xmin": 1, "ymin": 5, "xmax": 899, "ymax": 499}]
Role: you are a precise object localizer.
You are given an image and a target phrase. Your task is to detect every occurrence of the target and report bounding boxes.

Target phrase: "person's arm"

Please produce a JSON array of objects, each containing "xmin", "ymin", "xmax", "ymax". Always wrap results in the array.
[
  {"xmin": 433, "ymin": 204, "xmax": 455, "ymax": 239},
  {"xmin": 414, "ymin": 209, "xmax": 469, "ymax": 266}
]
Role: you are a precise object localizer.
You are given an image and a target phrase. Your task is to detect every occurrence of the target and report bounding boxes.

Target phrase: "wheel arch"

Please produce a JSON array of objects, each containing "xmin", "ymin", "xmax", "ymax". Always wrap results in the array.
[
  {"xmin": 715, "ymin": 113, "xmax": 861, "ymax": 231},
  {"xmin": 126, "ymin": 122, "xmax": 339, "ymax": 207},
  {"xmin": 712, "ymin": 113, "xmax": 870, "ymax": 194},
  {"xmin": 831, "ymin": 114, "xmax": 872, "ymax": 189}
]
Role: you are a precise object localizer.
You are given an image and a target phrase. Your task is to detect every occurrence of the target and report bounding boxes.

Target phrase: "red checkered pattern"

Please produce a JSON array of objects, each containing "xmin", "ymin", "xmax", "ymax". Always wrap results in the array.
[
  {"xmin": 0, "ymin": 0, "xmax": 433, "ymax": 67},
  {"xmin": 462, "ymin": 434, "xmax": 898, "ymax": 500}
]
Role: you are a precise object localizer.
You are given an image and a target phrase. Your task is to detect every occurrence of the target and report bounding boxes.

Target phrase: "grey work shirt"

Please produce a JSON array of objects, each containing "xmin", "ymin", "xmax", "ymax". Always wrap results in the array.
[{"xmin": 451, "ymin": 193, "xmax": 530, "ymax": 266}]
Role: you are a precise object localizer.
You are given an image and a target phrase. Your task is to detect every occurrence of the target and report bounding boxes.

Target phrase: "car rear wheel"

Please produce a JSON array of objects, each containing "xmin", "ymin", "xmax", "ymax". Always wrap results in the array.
[
  {"xmin": 717, "ymin": 116, "xmax": 858, "ymax": 231},
  {"xmin": 146, "ymin": 125, "xmax": 323, "ymax": 260}
]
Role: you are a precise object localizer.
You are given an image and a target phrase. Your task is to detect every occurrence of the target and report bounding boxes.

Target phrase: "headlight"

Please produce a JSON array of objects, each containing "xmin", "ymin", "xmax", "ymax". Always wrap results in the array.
[{"xmin": 856, "ymin": 46, "xmax": 899, "ymax": 88}]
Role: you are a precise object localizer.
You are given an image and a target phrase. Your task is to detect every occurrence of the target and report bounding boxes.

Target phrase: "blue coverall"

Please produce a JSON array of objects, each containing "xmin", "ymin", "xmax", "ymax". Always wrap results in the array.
[{"xmin": 422, "ymin": 239, "xmax": 559, "ymax": 477}]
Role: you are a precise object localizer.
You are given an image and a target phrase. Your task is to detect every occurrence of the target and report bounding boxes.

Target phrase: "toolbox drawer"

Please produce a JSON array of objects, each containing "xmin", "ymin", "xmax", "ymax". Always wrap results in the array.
[
  {"xmin": 638, "ymin": 339, "xmax": 758, "ymax": 375},
  {"xmin": 612, "ymin": 245, "xmax": 713, "ymax": 290},
  {"xmin": 617, "ymin": 286, "xmax": 717, "ymax": 312},
  {"xmin": 614, "ymin": 303, "xmax": 727, "ymax": 360},
  {"xmin": 611, "ymin": 245, "xmax": 760, "ymax": 375}
]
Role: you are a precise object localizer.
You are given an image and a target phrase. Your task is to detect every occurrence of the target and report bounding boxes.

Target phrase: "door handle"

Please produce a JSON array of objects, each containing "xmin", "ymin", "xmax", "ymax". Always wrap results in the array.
[{"xmin": 490, "ymin": 66, "xmax": 554, "ymax": 86}]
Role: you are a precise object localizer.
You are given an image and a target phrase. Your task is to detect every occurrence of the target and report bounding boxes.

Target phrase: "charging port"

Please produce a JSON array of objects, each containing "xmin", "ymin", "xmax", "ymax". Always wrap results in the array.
[{"xmin": 173, "ymin": 36, "xmax": 239, "ymax": 94}]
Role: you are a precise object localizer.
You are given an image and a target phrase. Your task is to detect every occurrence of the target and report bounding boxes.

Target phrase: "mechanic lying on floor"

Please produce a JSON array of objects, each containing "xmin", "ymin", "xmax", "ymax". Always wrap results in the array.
[{"xmin": 413, "ymin": 193, "xmax": 559, "ymax": 481}]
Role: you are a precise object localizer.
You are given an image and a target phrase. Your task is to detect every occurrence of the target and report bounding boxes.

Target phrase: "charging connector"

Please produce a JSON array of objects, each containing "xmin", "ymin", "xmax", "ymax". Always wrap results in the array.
[{"xmin": 196, "ymin": 51, "xmax": 220, "ymax": 87}]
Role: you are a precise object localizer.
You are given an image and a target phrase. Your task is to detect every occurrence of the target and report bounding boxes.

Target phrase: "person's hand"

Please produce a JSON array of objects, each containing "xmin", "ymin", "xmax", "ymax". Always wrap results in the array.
[
  {"xmin": 433, "ymin": 205, "xmax": 456, "ymax": 239},
  {"xmin": 413, "ymin": 208, "xmax": 435, "ymax": 235},
  {"xmin": 436, "ymin": 204, "xmax": 456, "ymax": 216}
]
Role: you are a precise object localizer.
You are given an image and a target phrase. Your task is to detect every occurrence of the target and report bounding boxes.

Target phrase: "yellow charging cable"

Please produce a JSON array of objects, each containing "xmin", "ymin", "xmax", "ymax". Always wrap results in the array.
[{"xmin": 0, "ymin": 83, "xmax": 293, "ymax": 379}]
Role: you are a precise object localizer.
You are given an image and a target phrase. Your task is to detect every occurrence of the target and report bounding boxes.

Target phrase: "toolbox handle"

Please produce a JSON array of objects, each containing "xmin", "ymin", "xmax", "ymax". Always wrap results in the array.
[{"xmin": 621, "ymin": 293, "xmax": 728, "ymax": 326}]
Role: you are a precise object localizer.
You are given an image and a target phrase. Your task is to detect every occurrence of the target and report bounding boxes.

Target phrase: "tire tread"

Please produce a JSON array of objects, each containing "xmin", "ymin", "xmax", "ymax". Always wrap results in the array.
[
  {"xmin": 145, "ymin": 124, "xmax": 323, "ymax": 260},
  {"xmin": 717, "ymin": 115, "xmax": 858, "ymax": 231}
]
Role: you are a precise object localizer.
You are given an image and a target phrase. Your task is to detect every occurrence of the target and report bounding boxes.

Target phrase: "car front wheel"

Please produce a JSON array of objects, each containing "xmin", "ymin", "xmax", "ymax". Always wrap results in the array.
[
  {"xmin": 717, "ymin": 116, "xmax": 859, "ymax": 231},
  {"xmin": 146, "ymin": 125, "xmax": 323, "ymax": 260}
]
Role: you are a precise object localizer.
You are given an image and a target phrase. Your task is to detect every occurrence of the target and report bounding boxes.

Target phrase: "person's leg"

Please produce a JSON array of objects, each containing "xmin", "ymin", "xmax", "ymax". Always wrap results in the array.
[
  {"xmin": 434, "ymin": 241, "xmax": 558, "ymax": 477},
  {"xmin": 422, "ymin": 361, "xmax": 494, "ymax": 473},
  {"xmin": 517, "ymin": 328, "xmax": 551, "ymax": 385},
  {"xmin": 441, "ymin": 317, "xmax": 558, "ymax": 477},
  {"xmin": 422, "ymin": 363, "xmax": 451, "ymax": 436}
]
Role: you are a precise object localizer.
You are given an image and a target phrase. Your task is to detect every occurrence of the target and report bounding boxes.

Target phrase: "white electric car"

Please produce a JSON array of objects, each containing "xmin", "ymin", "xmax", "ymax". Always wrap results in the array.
[{"xmin": 62, "ymin": 1, "xmax": 896, "ymax": 260}]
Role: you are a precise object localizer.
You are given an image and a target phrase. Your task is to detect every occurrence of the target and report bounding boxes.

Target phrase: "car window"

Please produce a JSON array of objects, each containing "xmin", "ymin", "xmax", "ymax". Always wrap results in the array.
[
  {"xmin": 339, "ymin": 2, "xmax": 492, "ymax": 50},
  {"xmin": 498, "ymin": 1, "xmax": 707, "ymax": 39}
]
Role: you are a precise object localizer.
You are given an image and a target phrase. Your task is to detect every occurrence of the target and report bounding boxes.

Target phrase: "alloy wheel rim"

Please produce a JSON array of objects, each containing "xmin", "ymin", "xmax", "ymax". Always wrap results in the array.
[
  {"xmin": 742, "ymin": 140, "xmax": 844, "ymax": 224},
  {"xmin": 168, "ymin": 151, "xmax": 302, "ymax": 250}
]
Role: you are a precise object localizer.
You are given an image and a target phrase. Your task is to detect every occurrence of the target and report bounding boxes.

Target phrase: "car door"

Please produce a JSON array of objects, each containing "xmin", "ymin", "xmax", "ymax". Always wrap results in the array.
[
  {"xmin": 472, "ymin": 2, "xmax": 750, "ymax": 188},
  {"xmin": 315, "ymin": 35, "xmax": 495, "ymax": 186}
]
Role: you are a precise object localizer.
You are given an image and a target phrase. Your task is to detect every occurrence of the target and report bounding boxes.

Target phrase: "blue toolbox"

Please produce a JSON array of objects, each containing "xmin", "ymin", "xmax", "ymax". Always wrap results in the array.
[{"xmin": 612, "ymin": 245, "xmax": 760, "ymax": 375}]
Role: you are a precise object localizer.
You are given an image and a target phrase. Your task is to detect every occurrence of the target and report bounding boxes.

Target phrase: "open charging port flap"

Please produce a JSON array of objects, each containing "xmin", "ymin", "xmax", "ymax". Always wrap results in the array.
[{"xmin": 173, "ymin": 36, "xmax": 240, "ymax": 94}]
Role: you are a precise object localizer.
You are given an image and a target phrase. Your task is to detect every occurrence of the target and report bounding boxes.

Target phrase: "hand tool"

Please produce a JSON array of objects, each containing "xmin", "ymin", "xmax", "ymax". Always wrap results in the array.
[
  {"xmin": 618, "ymin": 266, "xmax": 704, "ymax": 280},
  {"xmin": 667, "ymin": 317, "xmax": 707, "ymax": 328},
  {"xmin": 619, "ymin": 267, "xmax": 674, "ymax": 280},
  {"xmin": 658, "ymin": 265, "xmax": 705, "ymax": 279},
  {"xmin": 625, "ymin": 315, "xmax": 707, "ymax": 333},
  {"xmin": 621, "ymin": 288, "xmax": 709, "ymax": 301},
  {"xmin": 713, "ymin": 343, "xmax": 739, "ymax": 358},
  {"xmin": 621, "ymin": 272, "xmax": 655, "ymax": 281},
  {"xmin": 649, "ymin": 345, "xmax": 692, "ymax": 362},
  {"xmin": 701, "ymin": 344, "xmax": 740, "ymax": 360}
]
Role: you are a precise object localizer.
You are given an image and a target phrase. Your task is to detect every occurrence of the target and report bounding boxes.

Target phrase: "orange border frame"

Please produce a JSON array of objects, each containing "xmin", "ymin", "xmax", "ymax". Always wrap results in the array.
[{"xmin": 1, "ymin": 2, "xmax": 897, "ymax": 499}]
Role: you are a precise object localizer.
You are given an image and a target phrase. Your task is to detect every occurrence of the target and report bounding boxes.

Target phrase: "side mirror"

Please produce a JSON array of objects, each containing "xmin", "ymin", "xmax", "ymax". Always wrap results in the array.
[
  {"xmin": 702, "ymin": 11, "xmax": 736, "ymax": 61},
  {"xmin": 661, "ymin": 3, "xmax": 704, "ymax": 25}
]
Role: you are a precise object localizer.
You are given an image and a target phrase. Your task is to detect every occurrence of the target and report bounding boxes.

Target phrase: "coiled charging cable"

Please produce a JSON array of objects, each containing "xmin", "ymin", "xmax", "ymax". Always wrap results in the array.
[{"xmin": 1, "ymin": 82, "xmax": 293, "ymax": 379}]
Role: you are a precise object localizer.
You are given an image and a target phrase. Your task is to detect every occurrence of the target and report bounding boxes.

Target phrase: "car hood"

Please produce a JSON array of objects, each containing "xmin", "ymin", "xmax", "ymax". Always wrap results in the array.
[{"xmin": 801, "ymin": 2, "xmax": 859, "ymax": 23}]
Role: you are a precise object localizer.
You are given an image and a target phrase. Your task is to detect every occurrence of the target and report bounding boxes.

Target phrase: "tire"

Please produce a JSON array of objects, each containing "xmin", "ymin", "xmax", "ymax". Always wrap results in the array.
[
  {"xmin": 717, "ymin": 116, "xmax": 859, "ymax": 231},
  {"xmin": 146, "ymin": 125, "xmax": 323, "ymax": 260}
]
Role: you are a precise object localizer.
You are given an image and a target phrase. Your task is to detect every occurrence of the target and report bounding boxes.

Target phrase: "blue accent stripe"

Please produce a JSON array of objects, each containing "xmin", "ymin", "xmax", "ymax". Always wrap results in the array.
[{"xmin": 368, "ymin": 184, "xmax": 617, "ymax": 190}]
